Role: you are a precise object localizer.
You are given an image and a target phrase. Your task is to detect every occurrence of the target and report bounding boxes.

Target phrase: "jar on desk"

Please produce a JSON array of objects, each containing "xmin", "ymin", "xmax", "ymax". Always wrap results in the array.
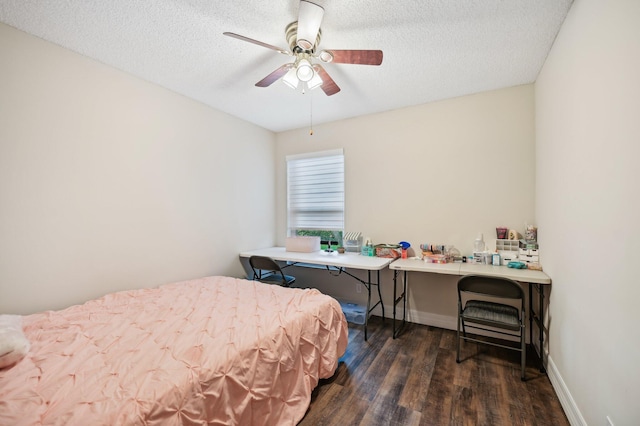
[{"xmin": 361, "ymin": 245, "xmax": 375, "ymax": 256}]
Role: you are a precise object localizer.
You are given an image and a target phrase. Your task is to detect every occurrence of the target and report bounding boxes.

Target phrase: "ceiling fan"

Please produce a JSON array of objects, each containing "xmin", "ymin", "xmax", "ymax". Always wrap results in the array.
[{"xmin": 223, "ymin": 0, "xmax": 383, "ymax": 96}]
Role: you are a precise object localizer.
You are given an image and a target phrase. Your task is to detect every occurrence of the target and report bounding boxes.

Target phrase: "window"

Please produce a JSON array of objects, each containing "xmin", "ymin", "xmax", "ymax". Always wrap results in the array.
[{"xmin": 287, "ymin": 149, "xmax": 344, "ymax": 247}]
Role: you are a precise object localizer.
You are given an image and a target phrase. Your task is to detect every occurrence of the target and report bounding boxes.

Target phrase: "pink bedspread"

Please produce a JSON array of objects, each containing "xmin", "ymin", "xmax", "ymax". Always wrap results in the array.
[{"xmin": 0, "ymin": 276, "xmax": 348, "ymax": 425}]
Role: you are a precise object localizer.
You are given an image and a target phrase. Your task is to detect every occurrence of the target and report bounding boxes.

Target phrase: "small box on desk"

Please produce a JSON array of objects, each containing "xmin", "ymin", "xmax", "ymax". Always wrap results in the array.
[
  {"xmin": 423, "ymin": 252, "xmax": 452, "ymax": 264},
  {"xmin": 519, "ymin": 248, "xmax": 540, "ymax": 256},
  {"xmin": 285, "ymin": 236, "xmax": 320, "ymax": 252},
  {"xmin": 520, "ymin": 254, "xmax": 539, "ymax": 263},
  {"xmin": 501, "ymin": 253, "xmax": 519, "ymax": 265},
  {"xmin": 343, "ymin": 232, "xmax": 363, "ymax": 253},
  {"xmin": 375, "ymin": 244, "xmax": 402, "ymax": 258}
]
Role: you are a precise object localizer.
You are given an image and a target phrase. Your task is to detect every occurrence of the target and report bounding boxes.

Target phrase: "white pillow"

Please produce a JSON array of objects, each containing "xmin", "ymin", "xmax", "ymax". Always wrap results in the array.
[{"xmin": 0, "ymin": 315, "xmax": 30, "ymax": 369}]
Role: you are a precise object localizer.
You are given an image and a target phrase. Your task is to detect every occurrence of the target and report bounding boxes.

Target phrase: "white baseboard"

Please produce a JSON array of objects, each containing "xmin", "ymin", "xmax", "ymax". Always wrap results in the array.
[
  {"xmin": 547, "ymin": 355, "xmax": 586, "ymax": 426},
  {"xmin": 373, "ymin": 304, "xmax": 457, "ymax": 330},
  {"xmin": 400, "ymin": 306, "xmax": 458, "ymax": 330}
]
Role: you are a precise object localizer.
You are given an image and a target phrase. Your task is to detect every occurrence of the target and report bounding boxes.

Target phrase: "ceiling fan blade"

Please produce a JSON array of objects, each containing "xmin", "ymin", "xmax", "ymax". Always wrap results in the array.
[
  {"xmin": 296, "ymin": 1, "xmax": 324, "ymax": 50},
  {"xmin": 321, "ymin": 50, "xmax": 383, "ymax": 65},
  {"xmin": 223, "ymin": 32, "xmax": 290, "ymax": 55},
  {"xmin": 313, "ymin": 64, "xmax": 340, "ymax": 96},
  {"xmin": 255, "ymin": 63, "xmax": 294, "ymax": 87}
]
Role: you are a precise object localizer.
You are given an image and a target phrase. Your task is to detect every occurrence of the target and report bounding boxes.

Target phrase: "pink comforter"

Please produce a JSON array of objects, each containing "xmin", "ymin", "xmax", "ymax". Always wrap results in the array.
[{"xmin": 0, "ymin": 276, "xmax": 348, "ymax": 425}]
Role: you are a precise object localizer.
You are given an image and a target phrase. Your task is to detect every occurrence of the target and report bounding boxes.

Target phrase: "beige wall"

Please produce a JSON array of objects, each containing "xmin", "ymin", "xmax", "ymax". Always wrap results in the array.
[
  {"xmin": 536, "ymin": 0, "xmax": 640, "ymax": 425},
  {"xmin": 6, "ymin": 4, "xmax": 638, "ymax": 422},
  {"xmin": 0, "ymin": 23, "xmax": 276, "ymax": 314},
  {"xmin": 276, "ymin": 85, "xmax": 536, "ymax": 325}
]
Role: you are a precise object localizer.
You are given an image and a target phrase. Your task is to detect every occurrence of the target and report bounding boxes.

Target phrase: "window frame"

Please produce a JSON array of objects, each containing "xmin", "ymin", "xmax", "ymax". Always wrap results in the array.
[{"xmin": 286, "ymin": 149, "xmax": 344, "ymax": 247}]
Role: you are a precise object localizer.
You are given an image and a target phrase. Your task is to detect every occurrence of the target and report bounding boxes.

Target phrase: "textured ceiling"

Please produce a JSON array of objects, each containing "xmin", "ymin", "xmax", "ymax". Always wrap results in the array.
[{"xmin": 0, "ymin": 0, "xmax": 573, "ymax": 132}]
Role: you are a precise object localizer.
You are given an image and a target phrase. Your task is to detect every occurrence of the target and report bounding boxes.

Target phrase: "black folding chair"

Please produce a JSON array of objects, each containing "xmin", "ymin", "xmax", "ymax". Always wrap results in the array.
[
  {"xmin": 249, "ymin": 255, "xmax": 296, "ymax": 287},
  {"xmin": 456, "ymin": 274, "xmax": 526, "ymax": 380}
]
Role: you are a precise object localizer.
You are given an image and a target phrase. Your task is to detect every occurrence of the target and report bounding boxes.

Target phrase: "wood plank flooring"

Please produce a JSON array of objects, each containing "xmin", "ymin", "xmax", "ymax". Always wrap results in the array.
[{"xmin": 299, "ymin": 316, "xmax": 569, "ymax": 426}]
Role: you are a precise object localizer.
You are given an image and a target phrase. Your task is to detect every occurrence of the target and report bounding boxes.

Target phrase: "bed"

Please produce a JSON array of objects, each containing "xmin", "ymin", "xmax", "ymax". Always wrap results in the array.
[{"xmin": 0, "ymin": 276, "xmax": 348, "ymax": 425}]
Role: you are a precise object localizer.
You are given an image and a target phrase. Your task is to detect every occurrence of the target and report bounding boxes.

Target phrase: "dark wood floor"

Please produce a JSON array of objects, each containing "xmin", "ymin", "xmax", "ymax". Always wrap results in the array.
[{"xmin": 299, "ymin": 316, "xmax": 569, "ymax": 426}]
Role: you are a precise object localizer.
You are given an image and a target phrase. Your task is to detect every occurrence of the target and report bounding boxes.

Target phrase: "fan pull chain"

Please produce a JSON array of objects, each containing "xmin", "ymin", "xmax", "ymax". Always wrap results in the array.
[{"xmin": 309, "ymin": 94, "xmax": 314, "ymax": 136}]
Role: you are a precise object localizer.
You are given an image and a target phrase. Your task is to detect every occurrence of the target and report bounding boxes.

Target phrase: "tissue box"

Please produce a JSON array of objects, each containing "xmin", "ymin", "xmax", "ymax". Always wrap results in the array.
[{"xmin": 285, "ymin": 236, "xmax": 320, "ymax": 252}]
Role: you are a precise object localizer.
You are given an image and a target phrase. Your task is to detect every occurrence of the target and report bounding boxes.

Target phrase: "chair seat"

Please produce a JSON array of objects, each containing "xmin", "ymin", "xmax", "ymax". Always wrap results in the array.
[
  {"xmin": 256, "ymin": 273, "xmax": 296, "ymax": 287},
  {"xmin": 461, "ymin": 300, "xmax": 520, "ymax": 330}
]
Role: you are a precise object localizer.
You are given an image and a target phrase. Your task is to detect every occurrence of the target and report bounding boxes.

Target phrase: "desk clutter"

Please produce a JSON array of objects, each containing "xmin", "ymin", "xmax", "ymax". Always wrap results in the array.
[
  {"xmin": 420, "ymin": 244, "xmax": 461, "ymax": 264},
  {"xmin": 343, "ymin": 234, "xmax": 404, "ymax": 258},
  {"xmin": 469, "ymin": 224, "xmax": 542, "ymax": 270},
  {"xmin": 284, "ymin": 224, "xmax": 542, "ymax": 271},
  {"xmin": 409, "ymin": 224, "xmax": 542, "ymax": 271}
]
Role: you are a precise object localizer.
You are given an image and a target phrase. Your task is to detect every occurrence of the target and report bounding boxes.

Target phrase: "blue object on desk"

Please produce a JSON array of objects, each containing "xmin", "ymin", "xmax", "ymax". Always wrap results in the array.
[
  {"xmin": 398, "ymin": 241, "xmax": 411, "ymax": 249},
  {"xmin": 507, "ymin": 261, "xmax": 527, "ymax": 269}
]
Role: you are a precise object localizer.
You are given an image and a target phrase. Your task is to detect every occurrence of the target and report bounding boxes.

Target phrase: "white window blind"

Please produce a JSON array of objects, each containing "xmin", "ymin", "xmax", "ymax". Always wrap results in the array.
[{"xmin": 287, "ymin": 149, "xmax": 344, "ymax": 234}]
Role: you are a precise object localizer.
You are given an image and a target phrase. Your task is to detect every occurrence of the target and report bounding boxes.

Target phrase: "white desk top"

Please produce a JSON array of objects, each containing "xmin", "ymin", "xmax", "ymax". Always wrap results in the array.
[
  {"xmin": 390, "ymin": 258, "xmax": 551, "ymax": 284},
  {"xmin": 239, "ymin": 247, "xmax": 394, "ymax": 271},
  {"xmin": 459, "ymin": 263, "xmax": 550, "ymax": 284},
  {"xmin": 389, "ymin": 258, "xmax": 462, "ymax": 275}
]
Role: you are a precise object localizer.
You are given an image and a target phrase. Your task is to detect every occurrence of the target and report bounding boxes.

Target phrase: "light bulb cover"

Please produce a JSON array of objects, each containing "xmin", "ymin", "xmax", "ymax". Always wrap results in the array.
[
  {"xmin": 282, "ymin": 67, "xmax": 299, "ymax": 89},
  {"xmin": 307, "ymin": 71, "xmax": 323, "ymax": 90},
  {"xmin": 296, "ymin": 59, "xmax": 314, "ymax": 82},
  {"xmin": 318, "ymin": 50, "xmax": 333, "ymax": 63}
]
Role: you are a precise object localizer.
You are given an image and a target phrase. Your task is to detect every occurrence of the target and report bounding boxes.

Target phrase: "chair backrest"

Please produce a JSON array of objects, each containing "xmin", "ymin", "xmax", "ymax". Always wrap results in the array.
[
  {"xmin": 457, "ymin": 274, "xmax": 524, "ymax": 308},
  {"xmin": 249, "ymin": 255, "xmax": 286, "ymax": 284}
]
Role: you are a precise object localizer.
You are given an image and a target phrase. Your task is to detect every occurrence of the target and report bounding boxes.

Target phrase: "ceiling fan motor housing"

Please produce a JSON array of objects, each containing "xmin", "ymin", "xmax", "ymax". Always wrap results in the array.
[{"xmin": 286, "ymin": 21, "xmax": 321, "ymax": 53}]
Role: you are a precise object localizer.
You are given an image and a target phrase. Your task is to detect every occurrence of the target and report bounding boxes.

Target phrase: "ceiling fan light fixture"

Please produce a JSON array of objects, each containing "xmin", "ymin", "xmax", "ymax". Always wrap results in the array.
[
  {"xmin": 282, "ymin": 67, "xmax": 299, "ymax": 89},
  {"xmin": 318, "ymin": 50, "xmax": 333, "ymax": 63},
  {"xmin": 226, "ymin": 1, "xmax": 381, "ymax": 97},
  {"xmin": 296, "ymin": 59, "xmax": 314, "ymax": 82},
  {"xmin": 307, "ymin": 71, "xmax": 323, "ymax": 90}
]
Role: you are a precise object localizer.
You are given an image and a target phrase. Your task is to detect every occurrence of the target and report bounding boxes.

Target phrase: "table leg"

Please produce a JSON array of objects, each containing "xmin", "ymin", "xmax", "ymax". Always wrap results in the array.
[
  {"xmin": 392, "ymin": 270, "xmax": 408, "ymax": 339},
  {"xmin": 393, "ymin": 270, "xmax": 397, "ymax": 338},
  {"xmin": 538, "ymin": 283, "xmax": 546, "ymax": 373},
  {"xmin": 332, "ymin": 267, "xmax": 384, "ymax": 342},
  {"xmin": 403, "ymin": 271, "xmax": 407, "ymax": 328},
  {"xmin": 529, "ymin": 284, "xmax": 533, "ymax": 349},
  {"xmin": 528, "ymin": 282, "xmax": 546, "ymax": 373},
  {"xmin": 375, "ymin": 270, "xmax": 384, "ymax": 322},
  {"xmin": 365, "ymin": 275, "xmax": 371, "ymax": 341}
]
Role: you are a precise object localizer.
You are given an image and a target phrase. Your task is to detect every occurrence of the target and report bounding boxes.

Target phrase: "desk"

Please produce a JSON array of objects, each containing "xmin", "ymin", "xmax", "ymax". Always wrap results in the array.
[
  {"xmin": 239, "ymin": 247, "xmax": 393, "ymax": 340},
  {"xmin": 390, "ymin": 259, "xmax": 551, "ymax": 372}
]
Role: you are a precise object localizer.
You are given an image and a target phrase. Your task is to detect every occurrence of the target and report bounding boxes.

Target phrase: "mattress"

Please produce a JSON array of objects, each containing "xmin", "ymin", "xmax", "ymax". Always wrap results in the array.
[{"xmin": 0, "ymin": 276, "xmax": 348, "ymax": 425}]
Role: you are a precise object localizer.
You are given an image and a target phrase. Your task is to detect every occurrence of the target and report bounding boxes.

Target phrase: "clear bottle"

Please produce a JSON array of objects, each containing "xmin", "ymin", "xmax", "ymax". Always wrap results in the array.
[{"xmin": 473, "ymin": 233, "xmax": 485, "ymax": 253}]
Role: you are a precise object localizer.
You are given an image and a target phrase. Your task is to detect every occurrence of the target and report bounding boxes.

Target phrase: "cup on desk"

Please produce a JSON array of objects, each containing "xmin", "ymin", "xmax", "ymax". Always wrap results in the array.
[{"xmin": 496, "ymin": 227, "xmax": 508, "ymax": 239}]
